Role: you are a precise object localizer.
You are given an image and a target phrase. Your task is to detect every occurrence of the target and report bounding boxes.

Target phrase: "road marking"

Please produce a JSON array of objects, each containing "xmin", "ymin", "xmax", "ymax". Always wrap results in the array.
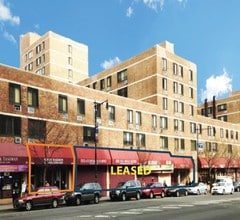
[
  {"xmin": 178, "ymin": 204, "xmax": 194, "ymax": 207},
  {"xmin": 162, "ymin": 206, "xmax": 181, "ymax": 209}
]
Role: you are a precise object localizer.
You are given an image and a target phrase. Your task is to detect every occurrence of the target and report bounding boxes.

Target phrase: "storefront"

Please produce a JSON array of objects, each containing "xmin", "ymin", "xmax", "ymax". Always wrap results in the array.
[
  {"xmin": 26, "ymin": 143, "xmax": 75, "ymax": 192},
  {"xmin": 0, "ymin": 143, "xmax": 28, "ymax": 199}
]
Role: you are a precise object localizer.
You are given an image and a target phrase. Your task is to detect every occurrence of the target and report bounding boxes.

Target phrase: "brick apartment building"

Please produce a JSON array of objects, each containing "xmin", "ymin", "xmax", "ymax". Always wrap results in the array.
[{"xmin": 0, "ymin": 31, "xmax": 240, "ymax": 199}]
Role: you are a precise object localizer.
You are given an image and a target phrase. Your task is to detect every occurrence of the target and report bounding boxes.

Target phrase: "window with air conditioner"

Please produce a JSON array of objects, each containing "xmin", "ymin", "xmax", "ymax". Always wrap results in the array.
[
  {"xmin": 28, "ymin": 87, "xmax": 38, "ymax": 108},
  {"xmin": 9, "ymin": 83, "xmax": 21, "ymax": 105}
]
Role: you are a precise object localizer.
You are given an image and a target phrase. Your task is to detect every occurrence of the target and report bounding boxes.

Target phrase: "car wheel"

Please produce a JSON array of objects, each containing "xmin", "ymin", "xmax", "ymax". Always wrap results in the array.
[
  {"xmin": 204, "ymin": 189, "xmax": 208, "ymax": 195},
  {"xmin": 149, "ymin": 192, "xmax": 154, "ymax": 199},
  {"xmin": 94, "ymin": 194, "xmax": 99, "ymax": 204},
  {"xmin": 25, "ymin": 201, "xmax": 32, "ymax": 211},
  {"xmin": 176, "ymin": 191, "xmax": 180, "ymax": 197},
  {"xmin": 52, "ymin": 199, "xmax": 58, "ymax": 208},
  {"xmin": 222, "ymin": 189, "xmax": 225, "ymax": 195},
  {"xmin": 231, "ymin": 189, "xmax": 234, "ymax": 195},
  {"xmin": 76, "ymin": 196, "xmax": 81, "ymax": 205},
  {"xmin": 122, "ymin": 193, "xmax": 126, "ymax": 201},
  {"xmin": 197, "ymin": 190, "xmax": 200, "ymax": 195},
  {"xmin": 136, "ymin": 192, "xmax": 141, "ymax": 200},
  {"xmin": 237, "ymin": 188, "xmax": 240, "ymax": 192},
  {"xmin": 184, "ymin": 190, "xmax": 188, "ymax": 196},
  {"xmin": 161, "ymin": 191, "xmax": 165, "ymax": 198}
]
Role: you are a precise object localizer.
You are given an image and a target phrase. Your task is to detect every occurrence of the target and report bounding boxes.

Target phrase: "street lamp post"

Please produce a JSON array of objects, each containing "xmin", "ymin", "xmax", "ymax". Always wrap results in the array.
[{"xmin": 94, "ymin": 100, "xmax": 108, "ymax": 182}]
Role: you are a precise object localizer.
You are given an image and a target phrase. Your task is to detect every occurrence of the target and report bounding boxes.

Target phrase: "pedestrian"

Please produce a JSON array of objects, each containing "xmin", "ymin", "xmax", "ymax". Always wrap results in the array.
[
  {"xmin": 21, "ymin": 180, "xmax": 27, "ymax": 197},
  {"xmin": 44, "ymin": 181, "xmax": 50, "ymax": 186}
]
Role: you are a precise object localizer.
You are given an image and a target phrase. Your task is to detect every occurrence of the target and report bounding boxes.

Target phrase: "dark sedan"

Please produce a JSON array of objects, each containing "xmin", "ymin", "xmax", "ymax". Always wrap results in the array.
[
  {"xmin": 142, "ymin": 182, "xmax": 166, "ymax": 199},
  {"xmin": 166, "ymin": 184, "xmax": 188, "ymax": 197},
  {"xmin": 233, "ymin": 181, "xmax": 240, "ymax": 192},
  {"xmin": 13, "ymin": 186, "xmax": 65, "ymax": 211}
]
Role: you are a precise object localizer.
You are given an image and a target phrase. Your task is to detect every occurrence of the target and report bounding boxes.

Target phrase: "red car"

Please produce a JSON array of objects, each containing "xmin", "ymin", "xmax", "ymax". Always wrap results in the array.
[
  {"xmin": 13, "ymin": 186, "xmax": 65, "ymax": 211},
  {"xmin": 142, "ymin": 182, "xmax": 166, "ymax": 199}
]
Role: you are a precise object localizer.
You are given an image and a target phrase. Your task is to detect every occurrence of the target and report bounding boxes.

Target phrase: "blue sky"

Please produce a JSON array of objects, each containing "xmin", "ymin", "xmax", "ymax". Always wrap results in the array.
[{"xmin": 0, "ymin": 0, "xmax": 239, "ymax": 103}]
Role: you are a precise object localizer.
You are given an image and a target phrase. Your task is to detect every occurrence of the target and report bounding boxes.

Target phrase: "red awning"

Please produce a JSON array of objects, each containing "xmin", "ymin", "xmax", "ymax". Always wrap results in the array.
[
  {"xmin": 28, "ymin": 144, "xmax": 73, "ymax": 165},
  {"xmin": 198, "ymin": 157, "xmax": 238, "ymax": 169},
  {"xmin": 110, "ymin": 149, "xmax": 139, "ymax": 165},
  {"xmin": 138, "ymin": 151, "xmax": 173, "ymax": 165},
  {"xmin": 76, "ymin": 147, "xmax": 111, "ymax": 165},
  {"xmin": 173, "ymin": 157, "xmax": 193, "ymax": 169},
  {"xmin": 0, "ymin": 143, "xmax": 28, "ymax": 165}
]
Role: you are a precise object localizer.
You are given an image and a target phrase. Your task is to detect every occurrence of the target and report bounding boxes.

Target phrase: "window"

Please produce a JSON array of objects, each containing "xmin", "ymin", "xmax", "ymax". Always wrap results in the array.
[
  {"xmin": 179, "ymin": 84, "xmax": 184, "ymax": 95},
  {"xmin": 217, "ymin": 104, "xmax": 227, "ymax": 111},
  {"xmin": 0, "ymin": 115, "xmax": 21, "ymax": 136},
  {"xmin": 173, "ymin": 82, "xmax": 178, "ymax": 93},
  {"xmin": 179, "ymin": 120, "xmax": 184, "ymax": 132},
  {"xmin": 190, "ymin": 122, "xmax": 196, "ymax": 133},
  {"xmin": 230, "ymin": 130, "xmax": 234, "ymax": 139},
  {"xmin": 189, "ymin": 70, "xmax": 193, "ymax": 81},
  {"xmin": 9, "ymin": 83, "xmax": 21, "ymax": 104},
  {"xmin": 180, "ymin": 139, "xmax": 185, "ymax": 150},
  {"xmin": 123, "ymin": 132, "xmax": 133, "ymax": 145},
  {"xmin": 174, "ymin": 119, "xmax": 178, "ymax": 131},
  {"xmin": 217, "ymin": 115, "xmax": 227, "ymax": 122},
  {"xmin": 174, "ymin": 100, "xmax": 178, "ymax": 113},
  {"xmin": 58, "ymin": 95, "xmax": 68, "ymax": 113},
  {"xmin": 226, "ymin": 129, "xmax": 229, "ymax": 139},
  {"xmin": 179, "ymin": 102, "xmax": 184, "ymax": 113},
  {"xmin": 100, "ymin": 79, "xmax": 105, "ymax": 90},
  {"xmin": 163, "ymin": 97, "xmax": 168, "ymax": 110},
  {"xmin": 36, "ymin": 57, "xmax": 41, "ymax": 66},
  {"xmin": 93, "ymin": 82, "xmax": 97, "ymax": 89},
  {"xmin": 127, "ymin": 109, "xmax": 133, "ymax": 124},
  {"xmin": 83, "ymin": 126, "xmax": 95, "ymax": 142},
  {"xmin": 162, "ymin": 78, "xmax": 167, "ymax": 91},
  {"xmin": 191, "ymin": 140, "xmax": 196, "ymax": 151},
  {"xmin": 174, "ymin": 138, "xmax": 179, "ymax": 151},
  {"xmin": 77, "ymin": 99, "xmax": 85, "ymax": 115},
  {"xmin": 136, "ymin": 111, "xmax": 142, "ymax": 125},
  {"xmin": 160, "ymin": 116, "xmax": 168, "ymax": 129},
  {"xmin": 68, "ymin": 69, "xmax": 73, "ymax": 80},
  {"xmin": 212, "ymin": 143, "xmax": 218, "ymax": 152},
  {"xmin": 197, "ymin": 124, "xmax": 202, "ymax": 134},
  {"xmin": 162, "ymin": 58, "xmax": 167, "ymax": 71},
  {"xmin": 108, "ymin": 105, "xmax": 115, "ymax": 121},
  {"xmin": 36, "ymin": 44, "xmax": 41, "ymax": 54},
  {"xmin": 28, "ymin": 119, "xmax": 46, "ymax": 140},
  {"xmin": 28, "ymin": 50, "xmax": 33, "ymax": 59},
  {"xmin": 206, "ymin": 142, "xmax": 211, "ymax": 152},
  {"xmin": 189, "ymin": 87, "xmax": 194, "ymax": 98},
  {"xmin": 136, "ymin": 133, "xmax": 145, "ymax": 147},
  {"xmin": 95, "ymin": 102, "xmax": 101, "ymax": 118},
  {"xmin": 160, "ymin": 136, "xmax": 168, "ymax": 149},
  {"xmin": 117, "ymin": 69, "xmax": 127, "ymax": 82},
  {"xmin": 107, "ymin": 76, "xmax": 112, "ymax": 88},
  {"xmin": 173, "ymin": 63, "xmax": 178, "ymax": 75},
  {"xmin": 189, "ymin": 105, "xmax": 194, "ymax": 116},
  {"xmin": 236, "ymin": 132, "xmax": 238, "ymax": 140},
  {"xmin": 27, "ymin": 87, "xmax": 38, "ymax": 107},
  {"xmin": 68, "ymin": 45, "xmax": 72, "ymax": 53},
  {"xmin": 228, "ymin": 144, "xmax": 232, "ymax": 154},
  {"xmin": 152, "ymin": 115, "xmax": 157, "ymax": 128},
  {"xmin": 179, "ymin": 65, "xmax": 183, "ymax": 77},
  {"xmin": 68, "ymin": 57, "xmax": 72, "ymax": 65},
  {"xmin": 117, "ymin": 87, "xmax": 127, "ymax": 97},
  {"xmin": 220, "ymin": 128, "xmax": 224, "ymax": 138},
  {"xmin": 28, "ymin": 62, "xmax": 33, "ymax": 71}
]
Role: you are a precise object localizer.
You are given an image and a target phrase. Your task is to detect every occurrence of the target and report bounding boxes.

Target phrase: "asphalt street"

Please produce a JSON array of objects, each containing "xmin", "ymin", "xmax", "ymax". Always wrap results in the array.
[{"xmin": 1, "ymin": 193, "xmax": 240, "ymax": 220}]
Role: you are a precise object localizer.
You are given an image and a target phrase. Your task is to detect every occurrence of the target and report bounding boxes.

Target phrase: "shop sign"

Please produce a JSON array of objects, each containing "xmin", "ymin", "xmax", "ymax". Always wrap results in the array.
[
  {"xmin": 0, "ymin": 156, "xmax": 19, "ymax": 164},
  {"xmin": 110, "ymin": 165, "xmax": 151, "ymax": 175}
]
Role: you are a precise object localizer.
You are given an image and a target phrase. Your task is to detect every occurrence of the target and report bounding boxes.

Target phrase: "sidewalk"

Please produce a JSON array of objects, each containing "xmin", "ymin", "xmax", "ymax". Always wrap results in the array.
[{"xmin": 0, "ymin": 198, "xmax": 13, "ymax": 212}]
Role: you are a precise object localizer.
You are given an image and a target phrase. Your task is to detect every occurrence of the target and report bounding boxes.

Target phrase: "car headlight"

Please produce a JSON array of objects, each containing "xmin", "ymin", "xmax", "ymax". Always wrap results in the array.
[
  {"xmin": 115, "ymin": 190, "xmax": 120, "ymax": 195},
  {"xmin": 18, "ymin": 199, "xmax": 24, "ymax": 203}
]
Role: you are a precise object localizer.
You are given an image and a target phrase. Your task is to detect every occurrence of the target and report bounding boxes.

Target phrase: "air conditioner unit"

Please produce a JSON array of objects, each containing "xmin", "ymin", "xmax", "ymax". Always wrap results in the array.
[
  {"xmin": 14, "ymin": 104, "xmax": 21, "ymax": 111},
  {"xmin": 28, "ymin": 107, "xmax": 35, "ymax": 113},
  {"xmin": 28, "ymin": 138, "xmax": 35, "ymax": 143},
  {"xmin": 83, "ymin": 142, "xmax": 88, "ymax": 147},
  {"xmin": 136, "ymin": 125, "xmax": 140, "ymax": 130},
  {"xmin": 97, "ymin": 118, "xmax": 101, "ymax": 124},
  {"xmin": 123, "ymin": 80, "xmax": 128, "ymax": 85},
  {"xmin": 14, "ymin": 137, "xmax": 22, "ymax": 144},
  {"xmin": 108, "ymin": 120, "xmax": 114, "ymax": 126},
  {"xmin": 77, "ymin": 115, "xmax": 83, "ymax": 121},
  {"xmin": 62, "ymin": 113, "xmax": 68, "ymax": 119}
]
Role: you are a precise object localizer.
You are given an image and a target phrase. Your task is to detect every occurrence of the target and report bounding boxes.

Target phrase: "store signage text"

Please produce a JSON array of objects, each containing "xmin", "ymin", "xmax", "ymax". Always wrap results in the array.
[{"xmin": 110, "ymin": 165, "xmax": 151, "ymax": 175}]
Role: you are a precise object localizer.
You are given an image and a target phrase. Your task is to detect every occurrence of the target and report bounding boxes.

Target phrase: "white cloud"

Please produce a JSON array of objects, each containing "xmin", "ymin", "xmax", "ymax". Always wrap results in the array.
[
  {"xmin": 101, "ymin": 57, "xmax": 122, "ymax": 70},
  {"xmin": 0, "ymin": 0, "xmax": 20, "ymax": 25},
  {"xmin": 200, "ymin": 69, "xmax": 232, "ymax": 102},
  {"xmin": 126, "ymin": 6, "xmax": 134, "ymax": 17},
  {"xmin": 143, "ymin": 0, "xmax": 165, "ymax": 11},
  {"xmin": 3, "ymin": 30, "xmax": 16, "ymax": 43}
]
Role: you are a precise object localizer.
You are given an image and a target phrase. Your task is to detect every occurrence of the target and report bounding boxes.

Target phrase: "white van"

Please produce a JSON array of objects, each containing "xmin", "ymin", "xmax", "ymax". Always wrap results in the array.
[{"xmin": 211, "ymin": 177, "xmax": 234, "ymax": 195}]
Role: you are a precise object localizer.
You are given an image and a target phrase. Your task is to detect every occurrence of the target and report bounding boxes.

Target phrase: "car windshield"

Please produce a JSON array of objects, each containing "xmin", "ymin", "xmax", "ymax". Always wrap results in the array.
[
  {"xmin": 146, "ymin": 183, "xmax": 154, "ymax": 187},
  {"xmin": 116, "ymin": 182, "xmax": 126, "ymax": 187}
]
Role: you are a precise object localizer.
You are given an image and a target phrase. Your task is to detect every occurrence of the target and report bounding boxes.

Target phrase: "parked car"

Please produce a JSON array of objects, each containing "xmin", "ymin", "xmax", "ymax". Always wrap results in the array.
[
  {"xmin": 233, "ymin": 181, "xmax": 240, "ymax": 192},
  {"xmin": 142, "ymin": 182, "xmax": 166, "ymax": 198},
  {"xmin": 13, "ymin": 186, "xmax": 65, "ymax": 211},
  {"xmin": 64, "ymin": 182, "xmax": 102, "ymax": 205},
  {"xmin": 166, "ymin": 184, "xmax": 188, "ymax": 197},
  {"xmin": 110, "ymin": 180, "xmax": 142, "ymax": 201},
  {"xmin": 186, "ymin": 182, "xmax": 208, "ymax": 195},
  {"xmin": 211, "ymin": 178, "xmax": 234, "ymax": 195}
]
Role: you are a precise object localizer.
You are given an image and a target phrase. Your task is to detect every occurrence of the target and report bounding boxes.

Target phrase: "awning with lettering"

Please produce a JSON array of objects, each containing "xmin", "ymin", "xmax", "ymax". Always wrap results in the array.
[
  {"xmin": 0, "ymin": 143, "xmax": 28, "ymax": 172},
  {"xmin": 172, "ymin": 157, "xmax": 193, "ymax": 169},
  {"xmin": 138, "ymin": 151, "xmax": 173, "ymax": 165},
  {"xmin": 28, "ymin": 144, "xmax": 74, "ymax": 165},
  {"xmin": 110, "ymin": 149, "xmax": 139, "ymax": 165},
  {"xmin": 198, "ymin": 157, "xmax": 238, "ymax": 169},
  {"xmin": 75, "ymin": 147, "xmax": 111, "ymax": 165}
]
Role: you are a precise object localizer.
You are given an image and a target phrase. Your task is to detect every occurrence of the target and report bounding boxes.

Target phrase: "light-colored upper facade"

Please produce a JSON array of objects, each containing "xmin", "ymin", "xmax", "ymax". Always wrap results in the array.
[
  {"xmin": 198, "ymin": 91, "xmax": 240, "ymax": 124},
  {"xmin": 20, "ymin": 31, "xmax": 88, "ymax": 83}
]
